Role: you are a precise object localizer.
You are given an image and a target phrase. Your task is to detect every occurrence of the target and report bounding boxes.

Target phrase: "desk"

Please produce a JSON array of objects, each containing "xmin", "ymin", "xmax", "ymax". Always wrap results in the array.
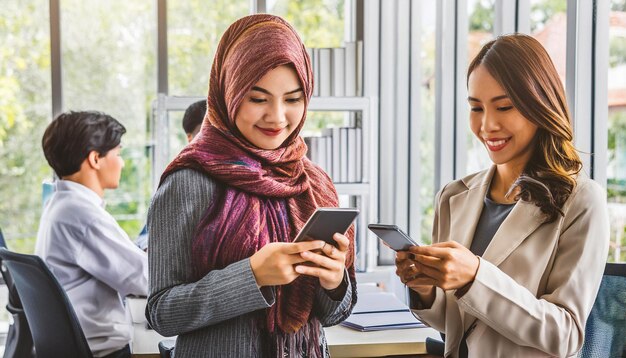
[
  {"xmin": 325, "ymin": 325, "xmax": 440, "ymax": 357},
  {"xmin": 128, "ymin": 297, "xmax": 440, "ymax": 357}
]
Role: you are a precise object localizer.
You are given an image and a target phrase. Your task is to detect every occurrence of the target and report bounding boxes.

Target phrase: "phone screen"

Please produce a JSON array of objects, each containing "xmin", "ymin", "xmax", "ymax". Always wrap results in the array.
[
  {"xmin": 294, "ymin": 208, "xmax": 359, "ymax": 246},
  {"xmin": 368, "ymin": 224, "xmax": 418, "ymax": 251}
]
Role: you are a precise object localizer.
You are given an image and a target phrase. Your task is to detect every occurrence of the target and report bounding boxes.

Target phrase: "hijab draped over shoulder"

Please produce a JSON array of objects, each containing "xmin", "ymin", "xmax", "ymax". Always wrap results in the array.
[{"xmin": 160, "ymin": 14, "xmax": 356, "ymax": 357}]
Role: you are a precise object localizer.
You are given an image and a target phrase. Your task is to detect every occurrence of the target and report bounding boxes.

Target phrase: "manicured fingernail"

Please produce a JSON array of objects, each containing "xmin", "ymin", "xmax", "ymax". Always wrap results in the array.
[
  {"xmin": 295, "ymin": 265, "xmax": 304, "ymax": 273},
  {"xmin": 301, "ymin": 251, "xmax": 310, "ymax": 258}
]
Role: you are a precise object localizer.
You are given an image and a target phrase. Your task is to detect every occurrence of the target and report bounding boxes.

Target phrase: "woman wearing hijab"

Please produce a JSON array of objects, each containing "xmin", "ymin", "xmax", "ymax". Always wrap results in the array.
[{"xmin": 146, "ymin": 14, "xmax": 357, "ymax": 357}]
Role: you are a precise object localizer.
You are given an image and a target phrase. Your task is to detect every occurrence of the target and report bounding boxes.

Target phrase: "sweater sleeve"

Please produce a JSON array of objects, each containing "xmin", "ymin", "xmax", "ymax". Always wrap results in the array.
[
  {"xmin": 313, "ymin": 269, "xmax": 356, "ymax": 326},
  {"xmin": 146, "ymin": 169, "xmax": 275, "ymax": 336}
]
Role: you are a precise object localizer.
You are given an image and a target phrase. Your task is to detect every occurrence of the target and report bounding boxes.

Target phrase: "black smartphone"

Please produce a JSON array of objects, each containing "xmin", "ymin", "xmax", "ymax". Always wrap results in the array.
[
  {"xmin": 293, "ymin": 208, "xmax": 359, "ymax": 247},
  {"xmin": 368, "ymin": 224, "xmax": 419, "ymax": 251}
]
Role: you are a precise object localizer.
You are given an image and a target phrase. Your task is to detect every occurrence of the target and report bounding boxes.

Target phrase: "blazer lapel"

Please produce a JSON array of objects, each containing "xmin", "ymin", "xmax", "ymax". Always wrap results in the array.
[
  {"xmin": 447, "ymin": 167, "xmax": 494, "ymax": 338},
  {"xmin": 481, "ymin": 199, "xmax": 544, "ymax": 267},
  {"xmin": 447, "ymin": 166, "xmax": 495, "ymax": 249},
  {"xmin": 461, "ymin": 185, "xmax": 544, "ymax": 333}
]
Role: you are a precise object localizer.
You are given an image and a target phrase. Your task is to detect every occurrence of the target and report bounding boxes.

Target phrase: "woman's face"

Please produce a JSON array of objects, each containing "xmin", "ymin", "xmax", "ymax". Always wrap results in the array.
[
  {"xmin": 235, "ymin": 65, "xmax": 305, "ymax": 150},
  {"xmin": 468, "ymin": 65, "xmax": 538, "ymax": 171}
]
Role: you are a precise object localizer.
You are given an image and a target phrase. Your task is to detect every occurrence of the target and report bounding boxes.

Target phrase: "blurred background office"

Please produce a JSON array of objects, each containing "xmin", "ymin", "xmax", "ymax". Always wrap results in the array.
[{"xmin": 0, "ymin": 0, "xmax": 625, "ymax": 345}]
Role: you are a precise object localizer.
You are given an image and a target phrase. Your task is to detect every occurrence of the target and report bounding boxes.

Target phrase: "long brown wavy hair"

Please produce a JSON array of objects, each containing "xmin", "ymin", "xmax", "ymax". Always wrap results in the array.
[{"xmin": 467, "ymin": 34, "xmax": 582, "ymax": 223}]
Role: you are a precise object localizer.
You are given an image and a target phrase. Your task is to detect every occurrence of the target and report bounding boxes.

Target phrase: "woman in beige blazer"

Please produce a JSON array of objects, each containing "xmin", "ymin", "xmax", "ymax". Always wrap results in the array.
[{"xmin": 395, "ymin": 34, "xmax": 610, "ymax": 357}]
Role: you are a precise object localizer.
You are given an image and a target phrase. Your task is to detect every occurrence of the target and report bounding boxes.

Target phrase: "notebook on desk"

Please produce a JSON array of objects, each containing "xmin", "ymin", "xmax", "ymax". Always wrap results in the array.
[{"xmin": 341, "ymin": 292, "xmax": 425, "ymax": 331}]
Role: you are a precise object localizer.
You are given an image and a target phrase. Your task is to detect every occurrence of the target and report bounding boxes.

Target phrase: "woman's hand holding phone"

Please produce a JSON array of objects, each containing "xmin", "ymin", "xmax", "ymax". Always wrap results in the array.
[
  {"xmin": 295, "ymin": 233, "xmax": 349, "ymax": 291},
  {"xmin": 395, "ymin": 241, "xmax": 480, "ymax": 306},
  {"xmin": 406, "ymin": 241, "xmax": 479, "ymax": 290},
  {"xmin": 395, "ymin": 251, "xmax": 436, "ymax": 307},
  {"xmin": 249, "ymin": 240, "xmax": 325, "ymax": 287}
]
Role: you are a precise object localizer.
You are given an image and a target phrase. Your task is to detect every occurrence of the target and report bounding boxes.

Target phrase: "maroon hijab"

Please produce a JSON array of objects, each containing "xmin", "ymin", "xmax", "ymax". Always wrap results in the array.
[{"xmin": 160, "ymin": 14, "xmax": 356, "ymax": 356}]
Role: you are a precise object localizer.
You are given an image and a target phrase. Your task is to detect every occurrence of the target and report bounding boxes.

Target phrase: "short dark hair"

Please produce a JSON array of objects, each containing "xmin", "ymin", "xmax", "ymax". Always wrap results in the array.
[
  {"xmin": 182, "ymin": 100, "xmax": 206, "ymax": 134},
  {"xmin": 42, "ymin": 111, "xmax": 126, "ymax": 177}
]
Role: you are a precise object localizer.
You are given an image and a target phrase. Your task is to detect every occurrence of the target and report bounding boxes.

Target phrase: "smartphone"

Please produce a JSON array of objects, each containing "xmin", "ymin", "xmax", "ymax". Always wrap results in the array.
[
  {"xmin": 293, "ymin": 208, "xmax": 359, "ymax": 246},
  {"xmin": 368, "ymin": 224, "xmax": 419, "ymax": 251}
]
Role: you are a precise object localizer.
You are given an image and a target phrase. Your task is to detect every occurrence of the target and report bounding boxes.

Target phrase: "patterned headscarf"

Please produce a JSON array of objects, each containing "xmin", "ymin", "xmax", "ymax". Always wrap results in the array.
[{"xmin": 160, "ymin": 14, "xmax": 356, "ymax": 357}]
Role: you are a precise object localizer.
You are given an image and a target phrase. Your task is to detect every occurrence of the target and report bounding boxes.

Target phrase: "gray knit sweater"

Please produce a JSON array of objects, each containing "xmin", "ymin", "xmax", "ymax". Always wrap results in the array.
[{"xmin": 146, "ymin": 169, "xmax": 355, "ymax": 357}]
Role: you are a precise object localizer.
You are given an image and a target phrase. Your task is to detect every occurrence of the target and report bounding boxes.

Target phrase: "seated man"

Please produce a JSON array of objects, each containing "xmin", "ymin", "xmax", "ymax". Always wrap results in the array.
[
  {"xmin": 36, "ymin": 111, "xmax": 148, "ymax": 358},
  {"xmin": 182, "ymin": 99, "xmax": 206, "ymax": 143}
]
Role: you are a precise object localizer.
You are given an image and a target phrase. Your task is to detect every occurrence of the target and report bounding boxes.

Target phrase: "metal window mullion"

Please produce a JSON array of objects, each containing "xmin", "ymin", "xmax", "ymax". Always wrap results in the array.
[
  {"xmin": 592, "ymin": 0, "xmax": 609, "ymax": 187},
  {"xmin": 497, "ymin": 0, "xmax": 531, "ymax": 35},
  {"xmin": 454, "ymin": 0, "xmax": 468, "ymax": 179},
  {"xmin": 394, "ymin": 0, "xmax": 410, "ymax": 234},
  {"xmin": 153, "ymin": 94, "xmax": 170, "ymax": 192},
  {"xmin": 516, "ymin": 0, "xmax": 531, "ymax": 34},
  {"xmin": 378, "ymin": 0, "xmax": 397, "ymax": 265},
  {"xmin": 345, "ymin": 0, "xmax": 356, "ymax": 43},
  {"xmin": 494, "ymin": 0, "xmax": 516, "ymax": 36},
  {"xmin": 363, "ymin": 0, "xmax": 380, "ymax": 271},
  {"xmin": 435, "ymin": 0, "xmax": 457, "ymax": 190},
  {"xmin": 408, "ymin": 0, "xmax": 423, "ymax": 241},
  {"xmin": 157, "ymin": 0, "xmax": 168, "ymax": 95},
  {"xmin": 50, "ymin": 0, "xmax": 62, "ymax": 118},
  {"xmin": 566, "ymin": 0, "xmax": 594, "ymax": 176},
  {"xmin": 251, "ymin": 0, "xmax": 266, "ymax": 14}
]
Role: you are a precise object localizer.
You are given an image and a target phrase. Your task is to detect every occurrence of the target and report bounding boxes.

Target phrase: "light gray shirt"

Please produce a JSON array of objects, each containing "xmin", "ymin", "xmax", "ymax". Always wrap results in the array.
[
  {"xmin": 35, "ymin": 180, "xmax": 148, "ymax": 357},
  {"xmin": 146, "ymin": 169, "xmax": 355, "ymax": 358}
]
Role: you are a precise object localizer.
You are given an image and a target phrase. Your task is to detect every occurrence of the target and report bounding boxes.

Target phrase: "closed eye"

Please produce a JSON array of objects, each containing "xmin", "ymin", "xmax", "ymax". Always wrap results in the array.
[
  {"xmin": 286, "ymin": 97, "xmax": 303, "ymax": 103},
  {"xmin": 471, "ymin": 107, "xmax": 483, "ymax": 112},
  {"xmin": 250, "ymin": 97, "xmax": 266, "ymax": 103},
  {"xmin": 497, "ymin": 106, "xmax": 513, "ymax": 111}
]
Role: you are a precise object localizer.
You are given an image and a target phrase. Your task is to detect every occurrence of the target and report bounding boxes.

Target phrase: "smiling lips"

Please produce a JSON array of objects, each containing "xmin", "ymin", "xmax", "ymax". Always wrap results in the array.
[
  {"xmin": 256, "ymin": 126, "xmax": 285, "ymax": 137},
  {"xmin": 485, "ymin": 137, "xmax": 511, "ymax": 152}
]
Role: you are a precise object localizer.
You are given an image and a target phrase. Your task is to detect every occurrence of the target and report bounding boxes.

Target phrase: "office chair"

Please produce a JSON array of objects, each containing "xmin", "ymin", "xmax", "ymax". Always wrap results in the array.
[
  {"xmin": 158, "ymin": 339, "xmax": 176, "ymax": 358},
  {"xmin": 0, "ymin": 248, "xmax": 93, "ymax": 358},
  {"xmin": 0, "ymin": 230, "xmax": 35, "ymax": 358},
  {"xmin": 579, "ymin": 262, "xmax": 626, "ymax": 358},
  {"xmin": 425, "ymin": 336, "xmax": 445, "ymax": 356}
]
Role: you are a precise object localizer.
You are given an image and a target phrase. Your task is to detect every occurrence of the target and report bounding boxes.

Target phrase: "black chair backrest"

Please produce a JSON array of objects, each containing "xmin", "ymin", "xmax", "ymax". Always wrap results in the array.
[
  {"xmin": 579, "ymin": 262, "xmax": 626, "ymax": 358},
  {"xmin": 0, "ymin": 228, "xmax": 18, "ymax": 299},
  {"xmin": 0, "ymin": 228, "xmax": 6, "ymax": 249},
  {"xmin": 0, "ymin": 248, "xmax": 93, "ymax": 358},
  {"xmin": 0, "ymin": 230, "xmax": 35, "ymax": 358}
]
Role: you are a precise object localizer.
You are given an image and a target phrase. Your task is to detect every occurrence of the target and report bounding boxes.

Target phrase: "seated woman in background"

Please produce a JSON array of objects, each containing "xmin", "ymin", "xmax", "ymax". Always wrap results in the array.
[
  {"xmin": 395, "ymin": 34, "xmax": 609, "ymax": 357},
  {"xmin": 146, "ymin": 14, "xmax": 357, "ymax": 358}
]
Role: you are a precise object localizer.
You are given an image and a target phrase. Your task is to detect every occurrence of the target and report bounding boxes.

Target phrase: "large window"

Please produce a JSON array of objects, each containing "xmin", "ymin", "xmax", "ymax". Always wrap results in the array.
[
  {"xmin": 61, "ymin": 0, "xmax": 157, "ymax": 240},
  {"xmin": 167, "ymin": 0, "xmax": 249, "ymax": 96},
  {"xmin": 162, "ymin": 1, "xmax": 248, "ymax": 167},
  {"xmin": 266, "ymin": 0, "xmax": 345, "ymax": 48},
  {"xmin": 530, "ymin": 0, "xmax": 567, "ymax": 86},
  {"xmin": 607, "ymin": 0, "xmax": 626, "ymax": 262},
  {"xmin": 162, "ymin": 0, "xmax": 346, "ymax": 170},
  {"xmin": 0, "ymin": 1, "xmax": 51, "ymax": 253},
  {"xmin": 0, "ymin": 0, "xmax": 51, "ymax": 330},
  {"xmin": 465, "ymin": 0, "xmax": 495, "ymax": 175},
  {"xmin": 267, "ymin": 0, "xmax": 347, "ymax": 134},
  {"xmin": 415, "ymin": 1, "xmax": 437, "ymax": 244}
]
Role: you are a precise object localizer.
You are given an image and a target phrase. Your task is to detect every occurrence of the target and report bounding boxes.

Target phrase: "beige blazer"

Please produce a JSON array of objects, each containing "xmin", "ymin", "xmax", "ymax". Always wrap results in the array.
[{"xmin": 413, "ymin": 166, "xmax": 609, "ymax": 357}]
